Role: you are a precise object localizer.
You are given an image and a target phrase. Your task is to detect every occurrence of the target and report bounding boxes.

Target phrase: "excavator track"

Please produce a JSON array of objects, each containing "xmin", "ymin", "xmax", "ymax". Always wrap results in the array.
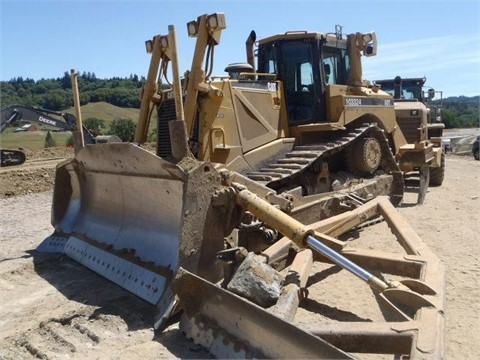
[
  {"xmin": 245, "ymin": 123, "xmax": 403, "ymax": 200},
  {"xmin": 1, "ymin": 149, "xmax": 26, "ymax": 167}
]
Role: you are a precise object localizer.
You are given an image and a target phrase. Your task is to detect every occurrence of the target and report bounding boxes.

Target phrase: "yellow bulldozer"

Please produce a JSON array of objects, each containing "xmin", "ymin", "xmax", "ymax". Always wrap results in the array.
[{"xmin": 38, "ymin": 13, "xmax": 445, "ymax": 358}]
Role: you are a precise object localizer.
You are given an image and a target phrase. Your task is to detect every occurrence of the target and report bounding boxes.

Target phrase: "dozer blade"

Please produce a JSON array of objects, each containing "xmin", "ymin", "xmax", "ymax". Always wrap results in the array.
[{"xmin": 38, "ymin": 143, "xmax": 227, "ymax": 326}]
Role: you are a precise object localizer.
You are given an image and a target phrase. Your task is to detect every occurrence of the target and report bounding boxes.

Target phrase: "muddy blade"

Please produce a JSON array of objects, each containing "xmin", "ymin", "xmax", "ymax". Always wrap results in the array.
[
  {"xmin": 37, "ymin": 143, "xmax": 224, "ymax": 327},
  {"xmin": 175, "ymin": 268, "xmax": 354, "ymax": 359}
]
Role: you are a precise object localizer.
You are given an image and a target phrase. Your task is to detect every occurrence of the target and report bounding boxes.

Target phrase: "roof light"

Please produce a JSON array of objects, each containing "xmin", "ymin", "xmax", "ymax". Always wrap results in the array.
[
  {"xmin": 207, "ymin": 13, "xmax": 226, "ymax": 31},
  {"xmin": 159, "ymin": 35, "xmax": 169, "ymax": 49},
  {"xmin": 187, "ymin": 20, "xmax": 198, "ymax": 37},
  {"xmin": 145, "ymin": 39, "xmax": 153, "ymax": 54}
]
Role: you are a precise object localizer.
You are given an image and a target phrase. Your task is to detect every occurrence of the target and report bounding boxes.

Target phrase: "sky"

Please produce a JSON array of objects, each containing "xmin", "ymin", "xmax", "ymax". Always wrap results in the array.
[{"xmin": 1, "ymin": 0, "xmax": 479, "ymax": 98}]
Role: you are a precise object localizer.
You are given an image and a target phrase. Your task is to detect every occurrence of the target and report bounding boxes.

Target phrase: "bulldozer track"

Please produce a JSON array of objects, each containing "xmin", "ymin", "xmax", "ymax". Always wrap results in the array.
[{"xmin": 246, "ymin": 124, "xmax": 400, "ymax": 190}]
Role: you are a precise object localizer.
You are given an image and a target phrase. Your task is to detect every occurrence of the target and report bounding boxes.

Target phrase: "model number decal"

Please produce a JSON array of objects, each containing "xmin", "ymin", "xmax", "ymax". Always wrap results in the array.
[
  {"xmin": 345, "ymin": 97, "xmax": 394, "ymax": 107},
  {"xmin": 345, "ymin": 98, "xmax": 362, "ymax": 106}
]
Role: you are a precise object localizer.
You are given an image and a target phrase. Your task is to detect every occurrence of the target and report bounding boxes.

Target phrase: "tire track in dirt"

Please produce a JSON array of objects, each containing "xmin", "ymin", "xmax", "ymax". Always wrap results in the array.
[
  {"xmin": 0, "ymin": 224, "xmax": 212, "ymax": 359},
  {"xmin": 5, "ymin": 310, "xmax": 105, "ymax": 360}
]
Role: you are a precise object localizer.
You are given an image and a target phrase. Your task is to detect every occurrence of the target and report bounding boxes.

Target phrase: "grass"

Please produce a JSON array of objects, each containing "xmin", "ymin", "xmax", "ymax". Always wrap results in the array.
[
  {"xmin": 1, "ymin": 130, "xmax": 72, "ymax": 149},
  {"xmin": 65, "ymin": 101, "xmax": 156, "ymax": 136},
  {"xmin": 63, "ymin": 101, "xmax": 140, "ymax": 125}
]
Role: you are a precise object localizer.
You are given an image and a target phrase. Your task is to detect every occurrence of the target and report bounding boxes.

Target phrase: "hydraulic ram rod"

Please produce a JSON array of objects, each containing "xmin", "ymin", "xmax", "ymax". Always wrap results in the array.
[
  {"xmin": 305, "ymin": 235, "xmax": 387, "ymax": 290},
  {"xmin": 235, "ymin": 188, "xmax": 388, "ymax": 291}
]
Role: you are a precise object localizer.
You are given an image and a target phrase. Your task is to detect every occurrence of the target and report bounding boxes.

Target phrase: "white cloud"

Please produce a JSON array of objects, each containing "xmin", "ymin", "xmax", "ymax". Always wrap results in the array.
[{"xmin": 363, "ymin": 35, "xmax": 480, "ymax": 96}]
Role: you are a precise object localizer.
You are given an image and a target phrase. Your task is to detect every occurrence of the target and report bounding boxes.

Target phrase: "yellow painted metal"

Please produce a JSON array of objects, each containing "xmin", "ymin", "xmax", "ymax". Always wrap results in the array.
[{"xmin": 70, "ymin": 69, "xmax": 85, "ymax": 153}]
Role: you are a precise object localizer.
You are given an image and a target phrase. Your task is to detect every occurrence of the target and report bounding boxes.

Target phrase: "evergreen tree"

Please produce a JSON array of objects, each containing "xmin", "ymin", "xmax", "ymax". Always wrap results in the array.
[{"xmin": 44, "ymin": 131, "xmax": 57, "ymax": 148}]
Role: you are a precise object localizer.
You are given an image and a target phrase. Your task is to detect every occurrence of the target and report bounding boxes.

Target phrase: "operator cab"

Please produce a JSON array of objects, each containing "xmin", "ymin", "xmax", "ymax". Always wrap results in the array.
[
  {"xmin": 374, "ymin": 77, "xmax": 427, "ymax": 101},
  {"xmin": 256, "ymin": 31, "xmax": 352, "ymax": 125}
]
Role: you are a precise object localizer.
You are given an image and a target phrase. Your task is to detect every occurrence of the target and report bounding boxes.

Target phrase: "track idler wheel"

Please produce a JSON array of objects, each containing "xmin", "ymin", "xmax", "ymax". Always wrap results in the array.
[{"xmin": 348, "ymin": 137, "xmax": 381, "ymax": 175}]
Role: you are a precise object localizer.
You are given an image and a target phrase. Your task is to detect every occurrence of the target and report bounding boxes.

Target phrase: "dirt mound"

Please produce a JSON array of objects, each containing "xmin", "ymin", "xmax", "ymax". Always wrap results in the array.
[
  {"xmin": 0, "ymin": 144, "xmax": 156, "ymax": 198},
  {"xmin": 23, "ymin": 147, "xmax": 76, "ymax": 160}
]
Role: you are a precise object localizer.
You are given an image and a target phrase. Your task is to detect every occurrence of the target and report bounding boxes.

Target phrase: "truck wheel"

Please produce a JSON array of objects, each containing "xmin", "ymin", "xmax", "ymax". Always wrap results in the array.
[
  {"xmin": 474, "ymin": 149, "xmax": 479, "ymax": 161},
  {"xmin": 347, "ymin": 137, "xmax": 382, "ymax": 176},
  {"xmin": 429, "ymin": 152, "xmax": 445, "ymax": 187}
]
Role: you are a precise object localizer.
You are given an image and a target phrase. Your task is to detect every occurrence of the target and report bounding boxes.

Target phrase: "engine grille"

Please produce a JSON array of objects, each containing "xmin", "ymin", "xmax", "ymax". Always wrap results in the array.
[
  {"xmin": 397, "ymin": 116, "xmax": 421, "ymax": 143},
  {"xmin": 156, "ymin": 98, "xmax": 176, "ymax": 158}
]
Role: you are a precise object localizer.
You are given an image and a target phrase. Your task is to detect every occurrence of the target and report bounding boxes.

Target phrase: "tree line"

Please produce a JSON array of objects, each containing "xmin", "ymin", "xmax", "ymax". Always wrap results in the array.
[
  {"xmin": 0, "ymin": 72, "xmax": 145, "ymax": 110},
  {"xmin": 436, "ymin": 96, "xmax": 480, "ymax": 129},
  {"xmin": 1, "ymin": 73, "xmax": 478, "ymax": 128}
]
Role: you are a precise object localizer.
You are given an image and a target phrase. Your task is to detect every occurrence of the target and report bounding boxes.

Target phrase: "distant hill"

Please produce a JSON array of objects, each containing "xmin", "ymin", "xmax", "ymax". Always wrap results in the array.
[
  {"xmin": 433, "ymin": 96, "xmax": 480, "ymax": 128},
  {"xmin": 63, "ymin": 102, "xmax": 140, "ymax": 124},
  {"xmin": 443, "ymin": 95, "xmax": 480, "ymax": 102}
]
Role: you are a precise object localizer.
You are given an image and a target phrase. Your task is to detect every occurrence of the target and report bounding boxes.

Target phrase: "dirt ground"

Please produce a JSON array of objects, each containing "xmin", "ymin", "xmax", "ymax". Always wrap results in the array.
[
  {"xmin": 0, "ymin": 147, "xmax": 479, "ymax": 359},
  {"xmin": 0, "ymin": 147, "xmax": 75, "ymax": 198}
]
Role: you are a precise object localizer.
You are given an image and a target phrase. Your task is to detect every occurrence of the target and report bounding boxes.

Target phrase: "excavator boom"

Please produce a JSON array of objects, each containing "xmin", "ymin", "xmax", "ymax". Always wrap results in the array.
[{"xmin": 0, "ymin": 104, "xmax": 97, "ymax": 167}]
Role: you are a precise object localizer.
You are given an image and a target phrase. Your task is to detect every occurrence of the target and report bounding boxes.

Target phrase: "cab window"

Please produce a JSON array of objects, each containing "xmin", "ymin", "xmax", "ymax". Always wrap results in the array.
[
  {"xmin": 322, "ymin": 46, "xmax": 349, "ymax": 85},
  {"xmin": 281, "ymin": 42, "xmax": 315, "ymax": 123}
]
